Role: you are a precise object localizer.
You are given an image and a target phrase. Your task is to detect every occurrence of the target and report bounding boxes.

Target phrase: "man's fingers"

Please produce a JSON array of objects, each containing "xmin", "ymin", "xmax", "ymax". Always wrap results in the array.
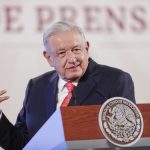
[
  {"xmin": 0, "ymin": 90, "xmax": 7, "ymax": 95},
  {"xmin": 0, "ymin": 96, "xmax": 9, "ymax": 102},
  {"xmin": 0, "ymin": 90, "xmax": 10, "ymax": 103}
]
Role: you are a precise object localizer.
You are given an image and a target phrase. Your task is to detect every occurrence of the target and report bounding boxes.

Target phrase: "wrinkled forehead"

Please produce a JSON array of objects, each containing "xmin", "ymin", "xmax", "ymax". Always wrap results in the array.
[{"xmin": 47, "ymin": 29, "xmax": 85, "ymax": 51}]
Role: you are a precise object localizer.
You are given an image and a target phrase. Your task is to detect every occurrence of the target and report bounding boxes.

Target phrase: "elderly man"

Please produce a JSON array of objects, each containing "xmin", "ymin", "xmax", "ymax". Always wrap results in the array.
[{"xmin": 0, "ymin": 21, "xmax": 135, "ymax": 150}]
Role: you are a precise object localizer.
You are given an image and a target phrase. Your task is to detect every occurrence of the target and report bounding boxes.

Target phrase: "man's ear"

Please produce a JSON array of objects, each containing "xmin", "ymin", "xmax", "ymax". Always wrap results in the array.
[
  {"xmin": 85, "ymin": 41, "xmax": 90, "ymax": 52},
  {"xmin": 43, "ymin": 51, "xmax": 54, "ymax": 67}
]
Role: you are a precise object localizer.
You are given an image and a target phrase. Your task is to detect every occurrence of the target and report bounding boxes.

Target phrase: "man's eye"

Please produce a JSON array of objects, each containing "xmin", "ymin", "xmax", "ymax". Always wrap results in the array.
[
  {"xmin": 73, "ymin": 49, "xmax": 81, "ymax": 53},
  {"xmin": 58, "ymin": 52, "xmax": 65, "ymax": 57}
]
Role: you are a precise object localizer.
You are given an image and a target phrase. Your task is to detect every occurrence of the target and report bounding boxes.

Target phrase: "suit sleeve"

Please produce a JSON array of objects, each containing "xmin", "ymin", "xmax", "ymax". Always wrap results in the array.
[
  {"xmin": 0, "ymin": 110, "xmax": 2, "ymax": 119},
  {"xmin": 110, "ymin": 72, "xmax": 136, "ymax": 103},
  {"xmin": 0, "ymin": 80, "xmax": 32, "ymax": 150}
]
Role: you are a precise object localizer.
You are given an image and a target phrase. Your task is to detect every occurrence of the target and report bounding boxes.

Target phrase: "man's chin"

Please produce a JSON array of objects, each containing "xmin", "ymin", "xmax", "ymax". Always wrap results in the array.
[{"xmin": 65, "ymin": 75, "xmax": 81, "ymax": 82}]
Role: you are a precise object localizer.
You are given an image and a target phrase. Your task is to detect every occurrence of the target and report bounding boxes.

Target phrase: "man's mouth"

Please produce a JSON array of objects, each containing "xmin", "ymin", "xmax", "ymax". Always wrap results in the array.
[
  {"xmin": 67, "ymin": 64, "xmax": 80, "ymax": 70},
  {"xmin": 67, "ymin": 63, "xmax": 80, "ymax": 69}
]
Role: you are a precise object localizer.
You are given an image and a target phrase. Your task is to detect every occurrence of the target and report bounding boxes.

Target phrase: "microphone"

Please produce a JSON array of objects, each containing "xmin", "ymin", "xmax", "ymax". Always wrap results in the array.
[{"xmin": 72, "ymin": 87, "xmax": 77, "ymax": 105}]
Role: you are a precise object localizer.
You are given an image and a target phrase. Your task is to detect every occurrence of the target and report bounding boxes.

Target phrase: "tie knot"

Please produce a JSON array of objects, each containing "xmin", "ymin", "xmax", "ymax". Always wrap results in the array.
[{"xmin": 65, "ymin": 82, "xmax": 75, "ymax": 92}]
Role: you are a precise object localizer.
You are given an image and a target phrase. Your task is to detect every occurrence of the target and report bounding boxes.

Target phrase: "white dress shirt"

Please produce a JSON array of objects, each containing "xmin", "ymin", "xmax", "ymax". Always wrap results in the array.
[{"xmin": 57, "ymin": 78, "xmax": 78, "ymax": 108}]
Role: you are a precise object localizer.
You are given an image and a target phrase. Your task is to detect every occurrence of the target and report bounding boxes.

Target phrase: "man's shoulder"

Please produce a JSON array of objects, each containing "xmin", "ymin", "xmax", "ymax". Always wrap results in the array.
[
  {"xmin": 87, "ymin": 59, "xmax": 133, "ymax": 90},
  {"xmin": 98, "ymin": 64, "xmax": 127, "ymax": 75},
  {"xmin": 91, "ymin": 59, "xmax": 129, "ymax": 77},
  {"xmin": 31, "ymin": 70, "xmax": 57, "ymax": 84}
]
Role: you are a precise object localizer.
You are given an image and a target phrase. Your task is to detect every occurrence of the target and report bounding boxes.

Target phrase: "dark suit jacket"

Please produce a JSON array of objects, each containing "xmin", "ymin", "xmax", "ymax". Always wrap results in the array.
[{"xmin": 0, "ymin": 58, "xmax": 135, "ymax": 150}]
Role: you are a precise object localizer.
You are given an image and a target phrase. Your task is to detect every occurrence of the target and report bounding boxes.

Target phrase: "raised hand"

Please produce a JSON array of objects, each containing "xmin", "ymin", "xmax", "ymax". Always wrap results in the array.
[{"xmin": 0, "ymin": 90, "xmax": 9, "ymax": 103}]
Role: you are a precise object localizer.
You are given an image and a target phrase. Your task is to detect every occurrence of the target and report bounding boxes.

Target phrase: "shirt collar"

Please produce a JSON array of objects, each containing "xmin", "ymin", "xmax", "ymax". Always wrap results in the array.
[{"xmin": 58, "ymin": 77, "xmax": 78, "ymax": 92}]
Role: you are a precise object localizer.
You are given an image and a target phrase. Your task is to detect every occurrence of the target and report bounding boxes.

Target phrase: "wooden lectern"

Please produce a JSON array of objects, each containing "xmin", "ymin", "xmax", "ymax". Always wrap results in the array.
[{"xmin": 23, "ymin": 104, "xmax": 150, "ymax": 150}]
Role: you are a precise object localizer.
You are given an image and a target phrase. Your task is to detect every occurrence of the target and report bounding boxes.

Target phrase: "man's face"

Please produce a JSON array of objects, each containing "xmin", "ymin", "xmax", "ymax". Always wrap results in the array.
[{"xmin": 44, "ymin": 29, "xmax": 89, "ymax": 81}]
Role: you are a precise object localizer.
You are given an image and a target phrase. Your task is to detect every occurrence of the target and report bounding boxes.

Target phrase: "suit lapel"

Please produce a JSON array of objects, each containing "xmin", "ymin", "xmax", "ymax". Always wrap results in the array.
[
  {"xmin": 75, "ymin": 75, "xmax": 96, "ymax": 105},
  {"xmin": 44, "ymin": 72, "xmax": 58, "ymax": 118},
  {"xmin": 72, "ymin": 58, "xmax": 97, "ymax": 105}
]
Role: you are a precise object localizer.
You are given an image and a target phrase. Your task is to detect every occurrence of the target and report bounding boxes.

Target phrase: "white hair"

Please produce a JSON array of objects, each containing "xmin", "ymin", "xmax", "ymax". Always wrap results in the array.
[{"xmin": 43, "ymin": 21, "xmax": 86, "ymax": 49}]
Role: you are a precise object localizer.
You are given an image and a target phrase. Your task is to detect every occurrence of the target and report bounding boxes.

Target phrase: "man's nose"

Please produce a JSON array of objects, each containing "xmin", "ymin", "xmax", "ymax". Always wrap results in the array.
[{"xmin": 66, "ymin": 51, "xmax": 77, "ymax": 63}]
